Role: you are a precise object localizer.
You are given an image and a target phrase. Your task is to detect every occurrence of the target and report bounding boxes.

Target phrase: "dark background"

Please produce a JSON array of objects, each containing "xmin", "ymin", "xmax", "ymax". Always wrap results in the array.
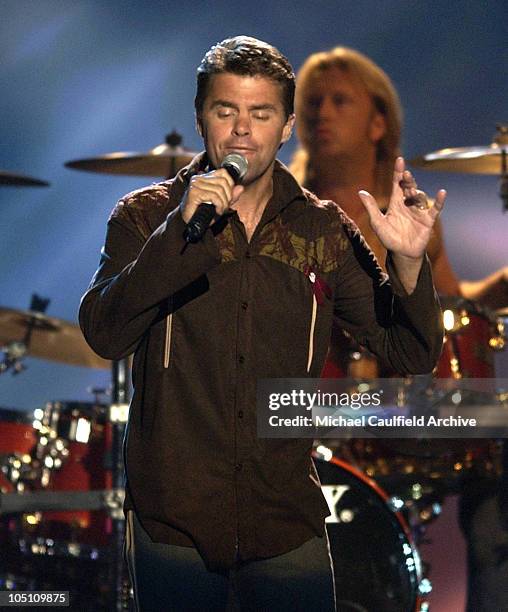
[{"xmin": 1, "ymin": 0, "xmax": 506, "ymax": 405}]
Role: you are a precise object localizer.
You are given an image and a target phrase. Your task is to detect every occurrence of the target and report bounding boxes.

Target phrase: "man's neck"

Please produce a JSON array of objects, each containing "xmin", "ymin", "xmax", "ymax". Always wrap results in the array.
[
  {"xmin": 231, "ymin": 165, "xmax": 274, "ymax": 241},
  {"xmin": 309, "ymin": 154, "xmax": 379, "ymax": 217}
]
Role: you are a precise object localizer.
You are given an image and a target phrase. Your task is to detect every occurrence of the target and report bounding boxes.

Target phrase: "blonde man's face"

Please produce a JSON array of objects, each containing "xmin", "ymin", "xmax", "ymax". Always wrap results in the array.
[{"xmin": 299, "ymin": 67, "xmax": 386, "ymax": 162}]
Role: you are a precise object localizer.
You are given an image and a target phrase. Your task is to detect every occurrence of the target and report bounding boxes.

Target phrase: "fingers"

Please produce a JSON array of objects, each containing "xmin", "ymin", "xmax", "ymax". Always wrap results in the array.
[
  {"xmin": 404, "ymin": 188, "xmax": 428, "ymax": 209},
  {"xmin": 358, "ymin": 190, "xmax": 383, "ymax": 224},
  {"xmin": 432, "ymin": 189, "xmax": 446, "ymax": 215},
  {"xmin": 392, "ymin": 156, "xmax": 405, "ymax": 185},
  {"xmin": 393, "ymin": 156, "xmax": 421, "ymax": 193},
  {"xmin": 181, "ymin": 168, "xmax": 235, "ymax": 223},
  {"xmin": 230, "ymin": 185, "xmax": 245, "ymax": 206},
  {"xmin": 399, "ymin": 165, "xmax": 420, "ymax": 204},
  {"xmin": 392, "ymin": 157, "xmax": 419, "ymax": 205},
  {"xmin": 400, "ymin": 170, "xmax": 417, "ymax": 191},
  {"xmin": 395, "ymin": 157, "xmax": 440, "ymax": 211}
]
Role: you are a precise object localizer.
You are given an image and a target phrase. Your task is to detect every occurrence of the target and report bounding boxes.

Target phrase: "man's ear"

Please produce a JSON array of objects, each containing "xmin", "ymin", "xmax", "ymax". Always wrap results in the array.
[
  {"xmin": 196, "ymin": 115, "xmax": 204, "ymax": 138},
  {"xmin": 368, "ymin": 112, "xmax": 386, "ymax": 144},
  {"xmin": 280, "ymin": 113, "xmax": 295, "ymax": 145}
]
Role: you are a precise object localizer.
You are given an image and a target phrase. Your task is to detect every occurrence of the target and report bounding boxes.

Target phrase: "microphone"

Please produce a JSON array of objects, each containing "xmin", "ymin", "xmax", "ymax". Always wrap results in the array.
[{"xmin": 183, "ymin": 153, "xmax": 248, "ymax": 244}]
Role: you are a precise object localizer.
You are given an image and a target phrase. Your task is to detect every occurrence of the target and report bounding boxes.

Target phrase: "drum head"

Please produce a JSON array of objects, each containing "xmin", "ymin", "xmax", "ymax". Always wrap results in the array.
[{"xmin": 315, "ymin": 456, "xmax": 420, "ymax": 612}]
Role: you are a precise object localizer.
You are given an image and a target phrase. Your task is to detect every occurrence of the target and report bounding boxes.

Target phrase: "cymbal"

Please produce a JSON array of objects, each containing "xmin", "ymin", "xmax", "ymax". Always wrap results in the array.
[
  {"xmin": 0, "ymin": 171, "xmax": 49, "ymax": 187},
  {"xmin": 0, "ymin": 307, "xmax": 110, "ymax": 369},
  {"xmin": 410, "ymin": 143, "xmax": 507, "ymax": 175},
  {"xmin": 65, "ymin": 131, "xmax": 199, "ymax": 177}
]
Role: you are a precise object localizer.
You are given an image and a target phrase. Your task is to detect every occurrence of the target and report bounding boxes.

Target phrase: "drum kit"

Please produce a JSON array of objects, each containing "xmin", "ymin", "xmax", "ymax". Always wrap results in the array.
[
  {"xmin": 315, "ymin": 292, "xmax": 507, "ymax": 611},
  {"xmin": 0, "ymin": 128, "xmax": 507, "ymax": 611}
]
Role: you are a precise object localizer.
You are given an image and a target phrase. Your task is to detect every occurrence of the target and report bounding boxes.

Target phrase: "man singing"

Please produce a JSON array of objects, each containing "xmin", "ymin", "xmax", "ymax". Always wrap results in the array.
[{"xmin": 80, "ymin": 36, "xmax": 444, "ymax": 611}]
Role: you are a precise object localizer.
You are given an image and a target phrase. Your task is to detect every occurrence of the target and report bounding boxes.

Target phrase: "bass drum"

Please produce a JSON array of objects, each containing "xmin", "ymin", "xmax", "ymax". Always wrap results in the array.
[{"xmin": 314, "ymin": 455, "xmax": 425, "ymax": 612}]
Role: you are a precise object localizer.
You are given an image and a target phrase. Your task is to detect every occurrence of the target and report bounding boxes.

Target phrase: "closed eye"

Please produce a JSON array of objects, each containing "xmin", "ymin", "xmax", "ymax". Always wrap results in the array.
[
  {"xmin": 217, "ymin": 109, "xmax": 235, "ymax": 118},
  {"xmin": 252, "ymin": 112, "xmax": 271, "ymax": 121}
]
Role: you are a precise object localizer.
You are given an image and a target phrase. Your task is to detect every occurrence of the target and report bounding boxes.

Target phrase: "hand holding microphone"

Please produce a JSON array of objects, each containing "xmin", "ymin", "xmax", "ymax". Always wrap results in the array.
[{"xmin": 182, "ymin": 153, "xmax": 248, "ymax": 243}]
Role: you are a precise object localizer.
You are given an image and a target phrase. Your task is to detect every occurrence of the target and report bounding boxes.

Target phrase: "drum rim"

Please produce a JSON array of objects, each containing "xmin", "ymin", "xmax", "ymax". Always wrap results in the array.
[{"xmin": 316, "ymin": 453, "xmax": 417, "ymax": 546}]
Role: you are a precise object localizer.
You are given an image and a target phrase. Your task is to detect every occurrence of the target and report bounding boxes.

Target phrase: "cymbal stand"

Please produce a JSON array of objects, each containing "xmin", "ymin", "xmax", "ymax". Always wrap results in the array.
[
  {"xmin": 0, "ymin": 340, "xmax": 27, "ymax": 374},
  {"xmin": 0, "ymin": 294, "xmax": 50, "ymax": 375},
  {"xmin": 495, "ymin": 125, "xmax": 508, "ymax": 212},
  {"xmin": 109, "ymin": 357, "xmax": 131, "ymax": 610}
]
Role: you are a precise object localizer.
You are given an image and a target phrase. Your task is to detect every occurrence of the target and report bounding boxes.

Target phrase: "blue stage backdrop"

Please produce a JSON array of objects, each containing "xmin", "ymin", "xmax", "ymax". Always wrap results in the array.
[{"xmin": 1, "ymin": 0, "xmax": 507, "ymax": 409}]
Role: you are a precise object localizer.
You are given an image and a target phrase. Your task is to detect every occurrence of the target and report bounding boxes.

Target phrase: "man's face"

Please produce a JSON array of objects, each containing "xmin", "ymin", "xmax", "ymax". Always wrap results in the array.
[
  {"xmin": 299, "ymin": 66, "xmax": 385, "ymax": 161},
  {"xmin": 197, "ymin": 73, "xmax": 294, "ymax": 185}
]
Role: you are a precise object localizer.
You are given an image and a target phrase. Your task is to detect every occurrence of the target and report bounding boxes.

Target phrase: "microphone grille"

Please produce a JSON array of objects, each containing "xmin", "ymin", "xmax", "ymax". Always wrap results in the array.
[{"xmin": 222, "ymin": 153, "xmax": 248, "ymax": 181}]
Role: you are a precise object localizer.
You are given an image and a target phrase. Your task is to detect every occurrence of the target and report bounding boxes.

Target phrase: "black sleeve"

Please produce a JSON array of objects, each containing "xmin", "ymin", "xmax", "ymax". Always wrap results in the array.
[
  {"xmin": 79, "ymin": 204, "xmax": 221, "ymax": 360},
  {"xmin": 333, "ymin": 223, "xmax": 443, "ymax": 375}
]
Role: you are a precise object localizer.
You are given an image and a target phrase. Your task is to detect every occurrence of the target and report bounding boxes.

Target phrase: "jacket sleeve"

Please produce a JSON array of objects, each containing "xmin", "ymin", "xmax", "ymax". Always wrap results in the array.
[
  {"xmin": 79, "ymin": 203, "xmax": 221, "ymax": 360},
  {"xmin": 333, "ymin": 223, "xmax": 443, "ymax": 375}
]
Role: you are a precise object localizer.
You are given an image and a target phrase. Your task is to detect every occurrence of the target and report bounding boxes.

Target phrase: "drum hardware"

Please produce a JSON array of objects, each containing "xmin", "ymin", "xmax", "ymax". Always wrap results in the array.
[
  {"xmin": 0, "ymin": 170, "xmax": 49, "ymax": 187},
  {"xmin": 0, "ymin": 295, "xmax": 50, "ymax": 376},
  {"xmin": 319, "ymin": 306, "xmax": 505, "ymax": 605},
  {"xmin": 31, "ymin": 401, "xmax": 105, "ymax": 488},
  {"xmin": 18, "ymin": 535, "xmax": 103, "ymax": 561},
  {"xmin": 0, "ymin": 408, "xmax": 38, "ymax": 494},
  {"xmin": 0, "ymin": 304, "xmax": 110, "ymax": 370},
  {"xmin": 109, "ymin": 358, "xmax": 131, "ymax": 611},
  {"xmin": 0, "ymin": 341, "xmax": 27, "ymax": 375},
  {"xmin": 410, "ymin": 124, "xmax": 508, "ymax": 212},
  {"xmin": 65, "ymin": 135, "xmax": 136, "ymax": 609},
  {"xmin": 2, "ymin": 453, "xmax": 40, "ymax": 491},
  {"xmin": 65, "ymin": 130, "xmax": 199, "ymax": 178},
  {"xmin": 319, "ymin": 427, "xmax": 504, "ymax": 500},
  {"xmin": 387, "ymin": 489, "xmax": 444, "ymax": 541},
  {"xmin": 87, "ymin": 385, "xmax": 111, "ymax": 404},
  {"xmin": 0, "ymin": 398, "xmax": 120, "ymax": 580},
  {"xmin": 26, "ymin": 401, "xmax": 115, "ymax": 544},
  {"xmin": 0, "ymin": 488, "xmax": 124, "ymax": 515},
  {"xmin": 327, "ymin": 438, "xmax": 448, "ymax": 530},
  {"xmin": 0, "ymin": 485, "xmax": 118, "ymax": 609}
]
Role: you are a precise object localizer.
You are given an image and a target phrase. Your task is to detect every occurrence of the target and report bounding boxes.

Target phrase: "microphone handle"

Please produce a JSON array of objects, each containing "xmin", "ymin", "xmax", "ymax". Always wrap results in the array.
[{"xmin": 183, "ymin": 203, "xmax": 216, "ymax": 244}]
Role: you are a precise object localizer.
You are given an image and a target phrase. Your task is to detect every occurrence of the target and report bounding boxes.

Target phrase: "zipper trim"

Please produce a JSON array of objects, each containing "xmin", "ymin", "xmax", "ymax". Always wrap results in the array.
[
  {"xmin": 164, "ymin": 313, "xmax": 173, "ymax": 369},
  {"xmin": 307, "ymin": 293, "xmax": 317, "ymax": 373},
  {"xmin": 125, "ymin": 510, "xmax": 142, "ymax": 612}
]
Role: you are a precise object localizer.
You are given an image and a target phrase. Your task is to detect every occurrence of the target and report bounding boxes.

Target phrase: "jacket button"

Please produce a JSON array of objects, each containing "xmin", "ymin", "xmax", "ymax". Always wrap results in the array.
[
  {"xmin": 245, "ymin": 251, "xmax": 251, "ymax": 259},
  {"xmin": 238, "ymin": 410, "xmax": 244, "ymax": 418},
  {"xmin": 239, "ymin": 355, "xmax": 245, "ymax": 364},
  {"xmin": 234, "ymin": 463, "xmax": 243, "ymax": 471},
  {"xmin": 241, "ymin": 301, "xmax": 248, "ymax": 310}
]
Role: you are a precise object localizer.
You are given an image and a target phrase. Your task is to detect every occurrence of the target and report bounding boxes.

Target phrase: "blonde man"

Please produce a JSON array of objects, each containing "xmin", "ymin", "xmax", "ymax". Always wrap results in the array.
[{"xmin": 291, "ymin": 46, "xmax": 507, "ymax": 309}]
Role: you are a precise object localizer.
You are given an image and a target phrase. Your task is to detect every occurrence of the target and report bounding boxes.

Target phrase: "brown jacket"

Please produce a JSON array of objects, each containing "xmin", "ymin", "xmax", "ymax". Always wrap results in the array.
[{"xmin": 79, "ymin": 155, "xmax": 443, "ymax": 572}]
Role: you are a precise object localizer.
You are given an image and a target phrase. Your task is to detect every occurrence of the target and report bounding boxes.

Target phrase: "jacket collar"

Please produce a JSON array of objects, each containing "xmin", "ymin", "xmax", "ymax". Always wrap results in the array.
[{"xmin": 167, "ymin": 152, "xmax": 308, "ymax": 222}]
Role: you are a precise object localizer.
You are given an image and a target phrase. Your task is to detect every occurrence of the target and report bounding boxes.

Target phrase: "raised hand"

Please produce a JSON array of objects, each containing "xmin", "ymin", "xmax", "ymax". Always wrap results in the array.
[{"xmin": 358, "ymin": 157, "xmax": 446, "ymax": 260}]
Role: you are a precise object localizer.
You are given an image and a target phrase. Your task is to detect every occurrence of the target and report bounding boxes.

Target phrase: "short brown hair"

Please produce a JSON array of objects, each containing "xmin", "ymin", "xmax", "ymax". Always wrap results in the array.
[{"xmin": 195, "ymin": 36, "xmax": 295, "ymax": 120}]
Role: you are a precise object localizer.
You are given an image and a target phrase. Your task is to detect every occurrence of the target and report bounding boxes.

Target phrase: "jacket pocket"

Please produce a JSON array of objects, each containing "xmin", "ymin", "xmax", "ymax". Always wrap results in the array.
[{"xmin": 163, "ymin": 313, "xmax": 173, "ymax": 369}]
